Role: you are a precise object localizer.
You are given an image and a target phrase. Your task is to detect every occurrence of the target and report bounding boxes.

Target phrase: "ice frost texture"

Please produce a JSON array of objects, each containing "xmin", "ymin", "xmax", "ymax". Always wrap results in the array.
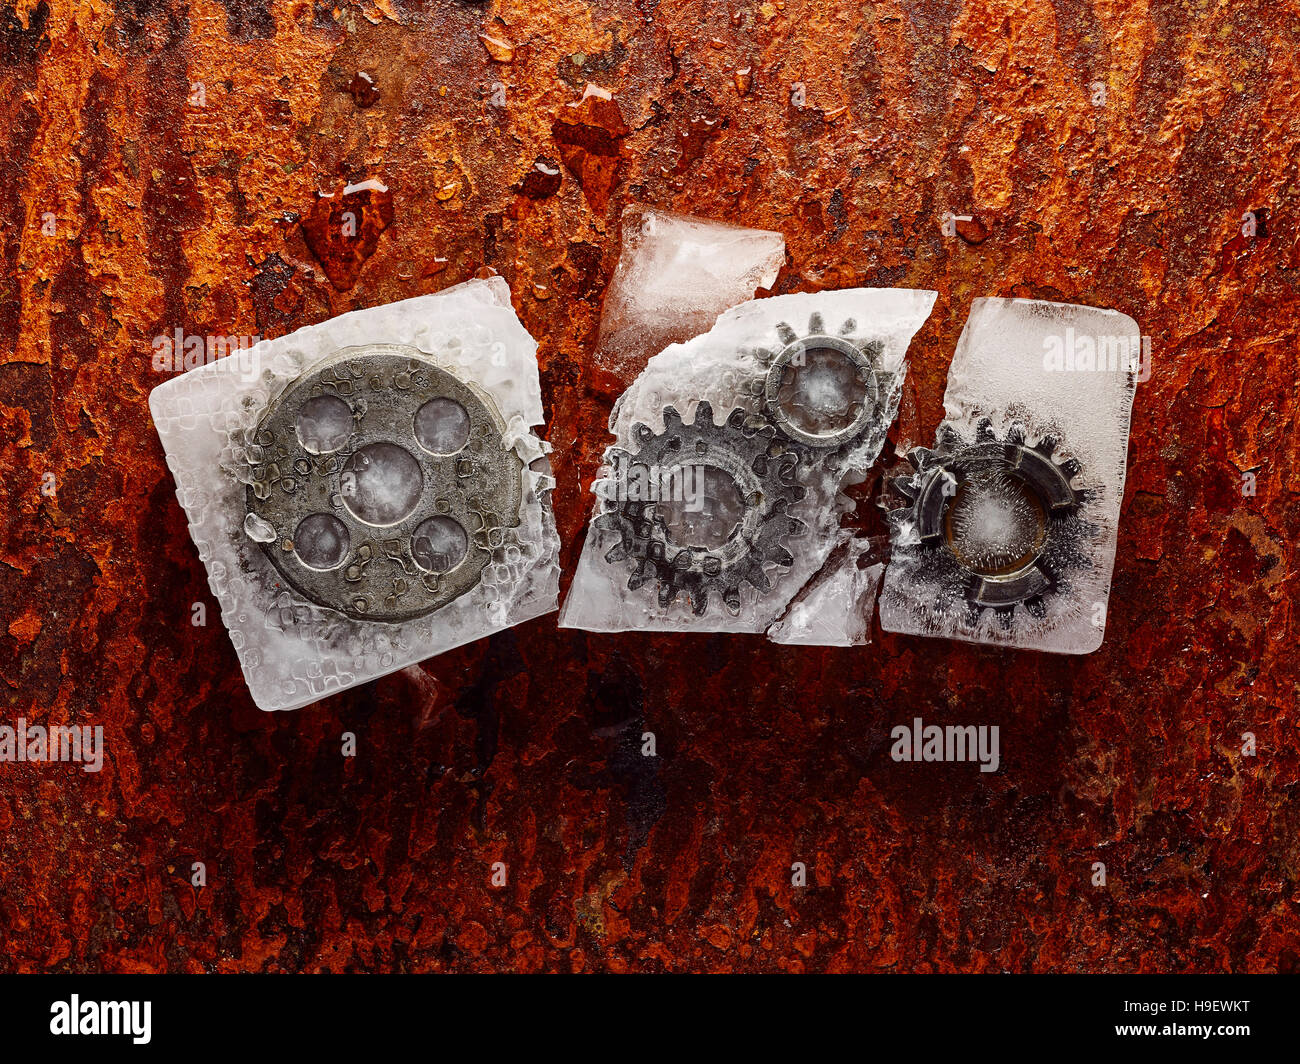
[
  {"xmin": 149, "ymin": 278, "xmax": 560, "ymax": 711},
  {"xmin": 595, "ymin": 207, "xmax": 785, "ymax": 382},
  {"xmin": 561, "ymin": 286, "xmax": 936, "ymax": 640},
  {"xmin": 879, "ymin": 297, "xmax": 1140, "ymax": 654}
]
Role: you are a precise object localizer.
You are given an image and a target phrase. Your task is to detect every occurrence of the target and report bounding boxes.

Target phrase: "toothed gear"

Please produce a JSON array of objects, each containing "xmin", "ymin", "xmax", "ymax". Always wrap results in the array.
[
  {"xmin": 746, "ymin": 310, "xmax": 892, "ymax": 455},
  {"xmin": 594, "ymin": 402, "xmax": 808, "ymax": 615},
  {"xmin": 889, "ymin": 418, "xmax": 1094, "ymax": 628}
]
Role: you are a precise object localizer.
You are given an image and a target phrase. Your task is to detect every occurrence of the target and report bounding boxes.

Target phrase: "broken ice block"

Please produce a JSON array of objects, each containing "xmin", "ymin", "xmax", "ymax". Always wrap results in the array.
[
  {"xmin": 766, "ymin": 533, "xmax": 885, "ymax": 646},
  {"xmin": 149, "ymin": 278, "xmax": 560, "ymax": 711},
  {"xmin": 880, "ymin": 298, "xmax": 1141, "ymax": 654},
  {"xmin": 560, "ymin": 287, "xmax": 936, "ymax": 639},
  {"xmin": 594, "ymin": 207, "xmax": 785, "ymax": 383}
]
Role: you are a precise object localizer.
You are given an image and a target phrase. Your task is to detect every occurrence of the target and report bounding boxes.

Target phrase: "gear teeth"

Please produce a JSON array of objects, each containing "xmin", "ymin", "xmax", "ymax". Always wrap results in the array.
[
  {"xmin": 838, "ymin": 318, "xmax": 857, "ymax": 336},
  {"xmin": 1060, "ymin": 457, "xmax": 1082, "ymax": 480},
  {"xmin": 627, "ymin": 560, "xmax": 656, "ymax": 591},
  {"xmin": 633, "ymin": 422, "xmax": 654, "ymax": 445},
  {"xmin": 1036, "ymin": 434, "xmax": 1059, "ymax": 457},
  {"xmin": 601, "ymin": 402, "xmax": 805, "ymax": 617},
  {"xmin": 994, "ymin": 607, "xmax": 1014, "ymax": 630},
  {"xmin": 1005, "ymin": 422, "xmax": 1027, "ymax": 445},
  {"xmin": 722, "ymin": 587, "xmax": 742, "ymax": 615},
  {"xmin": 776, "ymin": 322, "xmax": 799, "ymax": 344},
  {"xmin": 936, "ymin": 423, "xmax": 964, "ymax": 452},
  {"xmin": 893, "ymin": 475, "xmax": 919, "ymax": 502},
  {"xmin": 808, "ymin": 311, "xmax": 826, "ymax": 334},
  {"xmin": 974, "ymin": 417, "xmax": 998, "ymax": 443},
  {"xmin": 1024, "ymin": 596, "xmax": 1047, "ymax": 619},
  {"xmin": 907, "ymin": 447, "xmax": 936, "ymax": 471}
]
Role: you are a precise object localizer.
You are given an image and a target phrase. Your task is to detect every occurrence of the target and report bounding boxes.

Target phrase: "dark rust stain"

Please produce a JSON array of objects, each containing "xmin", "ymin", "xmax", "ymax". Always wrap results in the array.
[
  {"xmin": 301, "ymin": 181, "xmax": 395, "ymax": 291},
  {"xmin": 551, "ymin": 92, "xmax": 630, "ymax": 215}
]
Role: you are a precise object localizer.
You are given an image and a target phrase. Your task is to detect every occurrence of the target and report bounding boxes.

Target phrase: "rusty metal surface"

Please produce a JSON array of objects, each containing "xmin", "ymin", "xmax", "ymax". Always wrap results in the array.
[{"xmin": 0, "ymin": 0, "xmax": 1297, "ymax": 972}]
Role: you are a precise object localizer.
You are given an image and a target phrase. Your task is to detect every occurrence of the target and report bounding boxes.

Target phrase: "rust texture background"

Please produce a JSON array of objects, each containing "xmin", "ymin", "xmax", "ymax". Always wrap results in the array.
[{"xmin": 1, "ymin": 0, "xmax": 1297, "ymax": 972}]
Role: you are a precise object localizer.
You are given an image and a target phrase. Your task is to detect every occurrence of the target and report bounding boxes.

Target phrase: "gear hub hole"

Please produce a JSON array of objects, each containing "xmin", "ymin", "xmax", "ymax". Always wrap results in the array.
[
  {"xmin": 414, "ymin": 397, "xmax": 471, "ymax": 455},
  {"xmin": 293, "ymin": 513, "xmax": 350, "ymax": 570},
  {"xmin": 776, "ymin": 347, "xmax": 869, "ymax": 437},
  {"xmin": 340, "ymin": 442, "xmax": 423, "ymax": 526},
  {"xmin": 656, "ymin": 465, "xmax": 746, "ymax": 551},
  {"xmin": 411, "ymin": 515, "xmax": 469, "ymax": 573},
  {"xmin": 296, "ymin": 395, "xmax": 353, "ymax": 454},
  {"xmin": 943, "ymin": 465, "xmax": 1047, "ymax": 576}
]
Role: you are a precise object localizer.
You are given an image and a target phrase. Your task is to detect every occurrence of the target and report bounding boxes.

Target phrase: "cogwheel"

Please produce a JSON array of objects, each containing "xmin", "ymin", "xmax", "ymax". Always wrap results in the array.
[
  {"xmin": 745, "ymin": 310, "xmax": 892, "ymax": 456},
  {"xmin": 594, "ymin": 402, "xmax": 808, "ymax": 616},
  {"xmin": 889, "ymin": 417, "xmax": 1095, "ymax": 628}
]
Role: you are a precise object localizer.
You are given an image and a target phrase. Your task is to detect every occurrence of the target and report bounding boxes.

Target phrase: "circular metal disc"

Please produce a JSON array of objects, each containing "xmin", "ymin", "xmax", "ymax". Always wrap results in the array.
[{"xmin": 244, "ymin": 344, "xmax": 524, "ymax": 622}]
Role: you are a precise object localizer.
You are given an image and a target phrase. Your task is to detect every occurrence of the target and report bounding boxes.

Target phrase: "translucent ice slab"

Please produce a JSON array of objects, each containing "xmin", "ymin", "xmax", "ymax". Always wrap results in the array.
[
  {"xmin": 880, "ymin": 298, "xmax": 1141, "ymax": 654},
  {"xmin": 594, "ymin": 207, "xmax": 785, "ymax": 383},
  {"xmin": 149, "ymin": 278, "xmax": 560, "ymax": 711},
  {"xmin": 561, "ymin": 287, "xmax": 936, "ymax": 637}
]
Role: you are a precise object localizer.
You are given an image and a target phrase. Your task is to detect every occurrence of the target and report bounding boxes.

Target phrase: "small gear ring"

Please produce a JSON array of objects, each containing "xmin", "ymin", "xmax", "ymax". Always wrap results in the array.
[{"xmin": 752, "ymin": 313, "xmax": 887, "ymax": 454}]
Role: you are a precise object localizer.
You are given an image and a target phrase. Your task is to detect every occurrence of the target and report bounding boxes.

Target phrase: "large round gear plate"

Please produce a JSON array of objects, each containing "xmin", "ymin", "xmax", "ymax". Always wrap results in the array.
[{"xmin": 244, "ymin": 344, "xmax": 524, "ymax": 622}]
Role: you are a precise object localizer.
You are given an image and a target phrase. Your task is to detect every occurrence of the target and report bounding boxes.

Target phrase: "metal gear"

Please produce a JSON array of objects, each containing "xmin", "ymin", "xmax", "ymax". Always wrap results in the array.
[
  {"xmin": 746, "ymin": 310, "xmax": 892, "ymax": 455},
  {"xmin": 594, "ymin": 402, "xmax": 808, "ymax": 615},
  {"xmin": 244, "ymin": 344, "xmax": 524, "ymax": 623},
  {"xmin": 889, "ymin": 417, "xmax": 1094, "ymax": 628}
]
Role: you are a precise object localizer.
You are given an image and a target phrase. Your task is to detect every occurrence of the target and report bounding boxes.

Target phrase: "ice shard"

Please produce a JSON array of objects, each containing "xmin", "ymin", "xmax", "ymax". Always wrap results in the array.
[{"xmin": 594, "ymin": 206, "xmax": 786, "ymax": 384}]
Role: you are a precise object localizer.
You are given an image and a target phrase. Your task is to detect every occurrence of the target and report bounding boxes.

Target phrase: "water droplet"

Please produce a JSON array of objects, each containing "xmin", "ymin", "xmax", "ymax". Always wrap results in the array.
[
  {"xmin": 243, "ymin": 512, "xmax": 277, "ymax": 543},
  {"xmin": 348, "ymin": 71, "xmax": 379, "ymax": 107},
  {"xmin": 479, "ymin": 33, "xmax": 515, "ymax": 63}
]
